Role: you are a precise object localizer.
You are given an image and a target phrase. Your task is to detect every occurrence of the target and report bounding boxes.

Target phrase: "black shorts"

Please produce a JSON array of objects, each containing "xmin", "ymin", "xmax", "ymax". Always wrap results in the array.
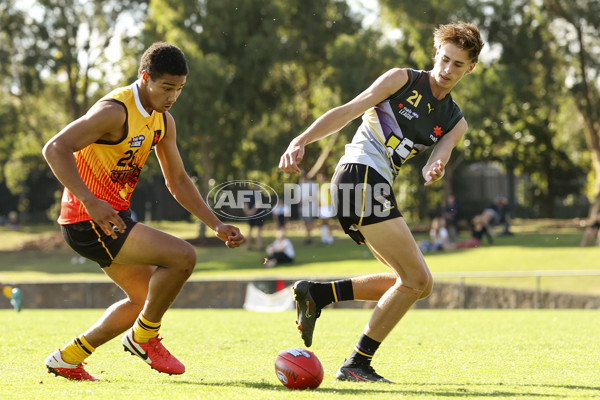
[
  {"xmin": 331, "ymin": 163, "xmax": 402, "ymax": 244},
  {"xmin": 275, "ymin": 214, "xmax": 286, "ymax": 228},
  {"xmin": 60, "ymin": 210, "xmax": 138, "ymax": 268},
  {"xmin": 268, "ymin": 252, "xmax": 294, "ymax": 264},
  {"xmin": 248, "ymin": 215, "xmax": 265, "ymax": 227}
]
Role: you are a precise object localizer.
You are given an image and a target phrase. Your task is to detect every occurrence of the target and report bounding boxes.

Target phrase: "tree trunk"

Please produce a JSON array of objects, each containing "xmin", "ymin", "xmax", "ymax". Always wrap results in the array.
[{"xmin": 306, "ymin": 134, "xmax": 338, "ymax": 179}]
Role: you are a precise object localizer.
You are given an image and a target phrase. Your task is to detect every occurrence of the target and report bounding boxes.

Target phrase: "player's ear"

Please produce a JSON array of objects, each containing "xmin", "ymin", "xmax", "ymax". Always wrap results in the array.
[
  {"xmin": 140, "ymin": 70, "xmax": 149, "ymax": 82},
  {"xmin": 466, "ymin": 62, "xmax": 477, "ymax": 74}
]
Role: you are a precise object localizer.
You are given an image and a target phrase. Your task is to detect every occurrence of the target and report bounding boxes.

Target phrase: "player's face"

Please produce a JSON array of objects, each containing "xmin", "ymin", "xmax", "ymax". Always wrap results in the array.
[
  {"xmin": 431, "ymin": 43, "xmax": 476, "ymax": 90},
  {"xmin": 142, "ymin": 72, "xmax": 187, "ymax": 113}
]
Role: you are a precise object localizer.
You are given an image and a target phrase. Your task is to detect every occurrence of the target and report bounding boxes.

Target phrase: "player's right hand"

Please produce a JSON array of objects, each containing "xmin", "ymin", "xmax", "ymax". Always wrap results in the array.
[
  {"xmin": 214, "ymin": 224, "xmax": 245, "ymax": 248},
  {"xmin": 84, "ymin": 199, "xmax": 126, "ymax": 239},
  {"xmin": 279, "ymin": 139, "xmax": 305, "ymax": 174}
]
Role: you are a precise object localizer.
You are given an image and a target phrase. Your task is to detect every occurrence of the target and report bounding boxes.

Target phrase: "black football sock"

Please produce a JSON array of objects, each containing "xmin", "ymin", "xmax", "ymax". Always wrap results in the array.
[
  {"xmin": 311, "ymin": 279, "xmax": 354, "ymax": 309},
  {"xmin": 345, "ymin": 334, "xmax": 380, "ymax": 366}
]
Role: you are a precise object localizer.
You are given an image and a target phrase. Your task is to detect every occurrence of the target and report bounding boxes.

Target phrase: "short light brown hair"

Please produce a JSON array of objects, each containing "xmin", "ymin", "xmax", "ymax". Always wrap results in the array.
[{"xmin": 433, "ymin": 22, "xmax": 483, "ymax": 63}]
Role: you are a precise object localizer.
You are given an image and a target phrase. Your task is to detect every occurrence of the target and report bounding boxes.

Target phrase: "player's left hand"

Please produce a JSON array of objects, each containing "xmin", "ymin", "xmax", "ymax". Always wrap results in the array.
[
  {"xmin": 424, "ymin": 160, "xmax": 445, "ymax": 186},
  {"xmin": 215, "ymin": 224, "xmax": 246, "ymax": 248}
]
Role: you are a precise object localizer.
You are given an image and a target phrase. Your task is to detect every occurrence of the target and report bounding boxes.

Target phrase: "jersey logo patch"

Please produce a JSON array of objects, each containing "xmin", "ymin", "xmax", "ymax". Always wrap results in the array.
[
  {"xmin": 397, "ymin": 103, "xmax": 419, "ymax": 120},
  {"xmin": 129, "ymin": 135, "xmax": 145, "ymax": 148}
]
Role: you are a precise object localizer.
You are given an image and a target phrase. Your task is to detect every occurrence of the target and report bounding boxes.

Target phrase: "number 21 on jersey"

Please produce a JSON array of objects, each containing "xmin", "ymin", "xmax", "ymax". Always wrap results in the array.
[{"xmin": 406, "ymin": 90, "xmax": 422, "ymax": 108}]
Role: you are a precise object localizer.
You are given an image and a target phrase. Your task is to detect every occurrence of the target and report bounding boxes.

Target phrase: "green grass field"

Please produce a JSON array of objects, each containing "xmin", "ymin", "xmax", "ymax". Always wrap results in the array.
[
  {"xmin": 1, "ymin": 309, "xmax": 599, "ymax": 399},
  {"xmin": 1, "ymin": 220, "xmax": 599, "ymax": 398},
  {"xmin": 1, "ymin": 219, "xmax": 600, "ymax": 294}
]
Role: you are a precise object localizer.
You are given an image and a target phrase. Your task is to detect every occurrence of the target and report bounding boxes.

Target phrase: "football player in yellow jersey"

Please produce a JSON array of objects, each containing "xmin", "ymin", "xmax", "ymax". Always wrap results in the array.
[{"xmin": 43, "ymin": 42, "xmax": 245, "ymax": 381}]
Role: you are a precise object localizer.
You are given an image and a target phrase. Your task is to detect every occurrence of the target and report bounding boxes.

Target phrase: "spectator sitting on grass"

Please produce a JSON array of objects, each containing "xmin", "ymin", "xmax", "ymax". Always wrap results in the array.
[
  {"xmin": 484, "ymin": 195, "xmax": 513, "ymax": 236},
  {"xmin": 264, "ymin": 230, "xmax": 295, "ymax": 268},
  {"xmin": 455, "ymin": 214, "xmax": 493, "ymax": 249},
  {"xmin": 420, "ymin": 216, "xmax": 451, "ymax": 252}
]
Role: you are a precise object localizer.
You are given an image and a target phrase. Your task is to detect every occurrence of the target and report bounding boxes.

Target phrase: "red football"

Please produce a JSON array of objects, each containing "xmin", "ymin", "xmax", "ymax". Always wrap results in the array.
[{"xmin": 275, "ymin": 348, "xmax": 324, "ymax": 390}]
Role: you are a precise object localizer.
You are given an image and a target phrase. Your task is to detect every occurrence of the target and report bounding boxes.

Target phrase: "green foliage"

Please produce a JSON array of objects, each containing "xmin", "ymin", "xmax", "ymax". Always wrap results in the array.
[
  {"xmin": 544, "ymin": 0, "xmax": 600, "ymax": 215},
  {"xmin": 376, "ymin": 0, "xmax": 591, "ymax": 217},
  {"xmin": 1, "ymin": 0, "xmax": 599, "ymax": 222},
  {"xmin": 0, "ymin": 0, "xmax": 147, "ymax": 218},
  {"xmin": 143, "ymin": 0, "xmax": 372, "ymax": 187}
]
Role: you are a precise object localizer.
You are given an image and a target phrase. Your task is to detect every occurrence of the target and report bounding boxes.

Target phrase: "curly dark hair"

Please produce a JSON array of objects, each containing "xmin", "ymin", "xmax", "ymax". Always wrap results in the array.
[{"xmin": 138, "ymin": 42, "xmax": 189, "ymax": 79}]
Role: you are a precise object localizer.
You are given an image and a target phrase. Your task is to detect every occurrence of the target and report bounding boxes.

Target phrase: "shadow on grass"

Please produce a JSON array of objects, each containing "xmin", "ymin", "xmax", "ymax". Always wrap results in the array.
[{"xmin": 169, "ymin": 379, "xmax": 599, "ymax": 397}]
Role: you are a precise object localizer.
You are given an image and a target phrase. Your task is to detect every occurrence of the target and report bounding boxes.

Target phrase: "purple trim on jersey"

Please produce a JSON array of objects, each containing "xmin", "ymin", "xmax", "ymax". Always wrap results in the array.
[{"xmin": 374, "ymin": 105, "xmax": 397, "ymax": 141}]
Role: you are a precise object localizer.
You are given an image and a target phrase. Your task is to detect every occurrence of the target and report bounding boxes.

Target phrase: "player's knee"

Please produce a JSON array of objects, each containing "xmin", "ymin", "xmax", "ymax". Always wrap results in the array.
[
  {"xmin": 129, "ymin": 286, "xmax": 148, "ymax": 304},
  {"xmin": 418, "ymin": 278, "xmax": 433, "ymax": 299},
  {"xmin": 126, "ymin": 297, "xmax": 145, "ymax": 314},
  {"xmin": 172, "ymin": 242, "xmax": 197, "ymax": 277},
  {"xmin": 183, "ymin": 245, "xmax": 197, "ymax": 275},
  {"xmin": 397, "ymin": 271, "xmax": 432, "ymax": 299}
]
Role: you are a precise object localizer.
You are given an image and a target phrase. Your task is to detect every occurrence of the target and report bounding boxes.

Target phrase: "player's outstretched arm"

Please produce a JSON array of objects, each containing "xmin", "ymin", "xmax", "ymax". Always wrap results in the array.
[{"xmin": 279, "ymin": 68, "xmax": 410, "ymax": 175}]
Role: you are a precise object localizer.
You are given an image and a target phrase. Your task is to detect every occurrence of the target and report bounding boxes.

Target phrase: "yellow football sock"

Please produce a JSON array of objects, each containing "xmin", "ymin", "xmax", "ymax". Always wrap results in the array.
[
  {"xmin": 132, "ymin": 314, "xmax": 161, "ymax": 344},
  {"xmin": 2, "ymin": 286, "xmax": 13, "ymax": 299},
  {"xmin": 60, "ymin": 334, "xmax": 95, "ymax": 365}
]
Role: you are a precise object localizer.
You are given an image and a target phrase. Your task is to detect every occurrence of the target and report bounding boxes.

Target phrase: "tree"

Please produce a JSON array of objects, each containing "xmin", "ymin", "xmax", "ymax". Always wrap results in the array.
[
  {"xmin": 0, "ymin": 0, "xmax": 146, "ymax": 221},
  {"xmin": 377, "ymin": 0, "xmax": 587, "ymax": 218},
  {"xmin": 463, "ymin": 0, "xmax": 585, "ymax": 218},
  {"xmin": 544, "ymin": 0, "xmax": 600, "ymax": 217},
  {"xmin": 141, "ymin": 0, "xmax": 371, "ymax": 230}
]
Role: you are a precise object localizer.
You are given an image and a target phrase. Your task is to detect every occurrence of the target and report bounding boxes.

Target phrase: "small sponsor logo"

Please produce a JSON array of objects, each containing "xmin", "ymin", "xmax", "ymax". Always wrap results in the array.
[
  {"xmin": 398, "ymin": 104, "xmax": 419, "ymax": 120},
  {"xmin": 129, "ymin": 135, "xmax": 145, "ymax": 148}
]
